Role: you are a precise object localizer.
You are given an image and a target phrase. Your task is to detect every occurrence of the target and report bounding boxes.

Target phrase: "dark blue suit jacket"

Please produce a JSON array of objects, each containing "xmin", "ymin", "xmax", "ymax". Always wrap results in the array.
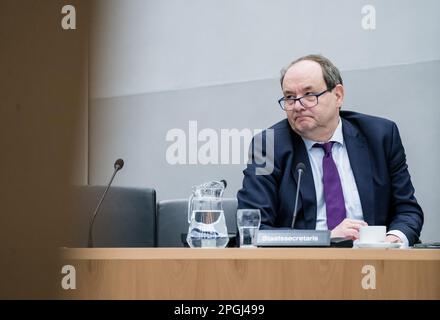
[{"xmin": 237, "ymin": 111, "xmax": 423, "ymax": 245}]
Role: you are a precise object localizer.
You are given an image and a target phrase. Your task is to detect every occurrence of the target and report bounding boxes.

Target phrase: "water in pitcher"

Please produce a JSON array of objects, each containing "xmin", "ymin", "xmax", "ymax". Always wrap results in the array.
[
  {"xmin": 187, "ymin": 180, "xmax": 229, "ymax": 248},
  {"xmin": 187, "ymin": 210, "xmax": 229, "ymax": 248}
]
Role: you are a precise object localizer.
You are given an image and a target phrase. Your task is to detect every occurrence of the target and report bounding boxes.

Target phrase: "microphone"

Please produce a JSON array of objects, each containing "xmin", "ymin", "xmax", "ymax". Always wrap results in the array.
[
  {"xmin": 258, "ymin": 161, "xmax": 331, "ymax": 247},
  {"xmin": 87, "ymin": 158, "xmax": 124, "ymax": 247},
  {"xmin": 291, "ymin": 162, "xmax": 306, "ymax": 229}
]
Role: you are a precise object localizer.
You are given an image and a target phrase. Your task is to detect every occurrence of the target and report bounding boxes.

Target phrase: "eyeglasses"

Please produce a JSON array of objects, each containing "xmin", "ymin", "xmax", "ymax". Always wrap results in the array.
[{"xmin": 278, "ymin": 87, "xmax": 334, "ymax": 111}]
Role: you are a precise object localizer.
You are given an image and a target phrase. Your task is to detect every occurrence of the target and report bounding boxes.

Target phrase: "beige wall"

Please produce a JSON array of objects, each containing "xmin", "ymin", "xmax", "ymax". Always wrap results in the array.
[{"xmin": 0, "ymin": 0, "xmax": 89, "ymax": 298}]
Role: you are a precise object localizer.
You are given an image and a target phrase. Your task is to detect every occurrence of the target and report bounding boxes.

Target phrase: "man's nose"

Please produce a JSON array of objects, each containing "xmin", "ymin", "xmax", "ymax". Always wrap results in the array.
[{"xmin": 293, "ymin": 99, "xmax": 305, "ymax": 112}]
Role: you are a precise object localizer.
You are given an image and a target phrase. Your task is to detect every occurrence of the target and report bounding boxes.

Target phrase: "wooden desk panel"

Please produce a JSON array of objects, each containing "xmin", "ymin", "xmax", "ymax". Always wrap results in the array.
[{"xmin": 60, "ymin": 248, "xmax": 440, "ymax": 299}]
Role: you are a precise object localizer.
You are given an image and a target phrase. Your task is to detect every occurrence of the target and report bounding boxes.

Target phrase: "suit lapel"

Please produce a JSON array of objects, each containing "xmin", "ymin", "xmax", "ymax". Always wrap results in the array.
[
  {"xmin": 291, "ymin": 133, "xmax": 317, "ymax": 229},
  {"xmin": 342, "ymin": 119, "xmax": 375, "ymax": 225}
]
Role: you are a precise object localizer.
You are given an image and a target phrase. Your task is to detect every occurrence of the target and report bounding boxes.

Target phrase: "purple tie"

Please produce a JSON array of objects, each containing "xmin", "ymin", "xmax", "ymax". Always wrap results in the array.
[{"xmin": 313, "ymin": 142, "xmax": 346, "ymax": 230}]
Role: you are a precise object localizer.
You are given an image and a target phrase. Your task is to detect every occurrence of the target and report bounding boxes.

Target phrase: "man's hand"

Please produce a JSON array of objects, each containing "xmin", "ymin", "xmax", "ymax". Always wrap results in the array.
[
  {"xmin": 385, "ymin": 234, "xmax": 402, "ymax": 243},
  {"xmin": 330, "ymin": 218, "xmax": 368, "ymax": 240}
]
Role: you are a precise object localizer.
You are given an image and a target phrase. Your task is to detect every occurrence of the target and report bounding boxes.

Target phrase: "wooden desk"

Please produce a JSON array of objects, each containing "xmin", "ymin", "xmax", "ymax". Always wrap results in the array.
[{"xmin": 60, "ymin": 248, "xmax": 440, "ymax": 299}]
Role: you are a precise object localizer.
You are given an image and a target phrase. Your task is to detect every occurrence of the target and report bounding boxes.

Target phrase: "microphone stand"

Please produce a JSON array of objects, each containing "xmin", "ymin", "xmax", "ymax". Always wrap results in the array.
[
  {"xmin": 87, "ymin": 160, "xmax": 123, "ymax": 248},
  {"xmin": 291, "ymin": 167, "xmax": 303, "ymax": 229},
  {"xmin": 257, "ymin": 162, "xmax": 331, "ymax": 247}
]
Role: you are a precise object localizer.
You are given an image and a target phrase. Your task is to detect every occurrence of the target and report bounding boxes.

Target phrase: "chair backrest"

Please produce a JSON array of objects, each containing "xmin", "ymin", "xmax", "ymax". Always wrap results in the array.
[
  {"xmin": 157, "ymin": 198, "xmax": 238, "ymax": 247},
  {"xmin": 72, "ymin": 186, "xmax": 156, "ymax": 247}
]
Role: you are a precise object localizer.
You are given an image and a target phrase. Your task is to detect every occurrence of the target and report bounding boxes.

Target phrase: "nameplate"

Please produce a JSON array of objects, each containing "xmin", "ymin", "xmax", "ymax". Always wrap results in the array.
[{"xmin": 257, "ymin": 229, "xmax": 331, "ymax": 247}]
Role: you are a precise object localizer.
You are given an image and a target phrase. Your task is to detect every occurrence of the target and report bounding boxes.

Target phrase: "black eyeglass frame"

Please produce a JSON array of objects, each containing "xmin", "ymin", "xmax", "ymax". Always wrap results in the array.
[{"xmin": 277, "ymin": 86, "xmax": 336, "ymax": 110}]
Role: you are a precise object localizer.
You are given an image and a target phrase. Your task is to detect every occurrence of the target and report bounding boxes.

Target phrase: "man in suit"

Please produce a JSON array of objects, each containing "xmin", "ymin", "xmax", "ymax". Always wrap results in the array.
[{"xmin": 237, "ymin": 54, "xmax": 423, "ymax": 246}]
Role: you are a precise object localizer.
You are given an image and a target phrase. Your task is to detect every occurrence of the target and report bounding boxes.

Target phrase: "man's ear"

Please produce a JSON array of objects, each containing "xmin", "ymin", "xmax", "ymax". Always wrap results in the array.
[{"xmin": 334, "ymin": 84, "xmax": 344, "ymax": 108}]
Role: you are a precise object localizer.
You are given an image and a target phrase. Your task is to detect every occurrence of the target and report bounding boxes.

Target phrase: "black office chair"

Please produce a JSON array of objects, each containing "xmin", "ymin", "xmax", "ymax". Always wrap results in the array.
[
  {"xmin": 157, "ymin": 198, "xmax": 238, "ymax": 247},
  {"xmin": 71, "ymin": 185, "xmax": 156, "ymax": 247}
]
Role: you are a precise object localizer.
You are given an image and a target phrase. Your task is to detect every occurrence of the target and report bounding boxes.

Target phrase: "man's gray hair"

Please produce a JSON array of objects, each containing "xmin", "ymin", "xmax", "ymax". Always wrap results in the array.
[{"xmin": 280, "ymin": 54, "xmax": 343, "ymax": 89}]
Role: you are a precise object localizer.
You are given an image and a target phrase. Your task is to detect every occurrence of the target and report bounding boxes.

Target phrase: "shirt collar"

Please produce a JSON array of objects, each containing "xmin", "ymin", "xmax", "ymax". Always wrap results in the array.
[{"xmin": 301, "ymin": 117, "xmax": 344, "ymax": 151}]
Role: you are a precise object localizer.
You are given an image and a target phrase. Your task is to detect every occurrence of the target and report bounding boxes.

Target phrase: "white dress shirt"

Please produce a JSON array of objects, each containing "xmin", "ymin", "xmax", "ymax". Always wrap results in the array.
[{"xmin": 301, "ymin": 118, "xmax": 408, "ymax": 247}]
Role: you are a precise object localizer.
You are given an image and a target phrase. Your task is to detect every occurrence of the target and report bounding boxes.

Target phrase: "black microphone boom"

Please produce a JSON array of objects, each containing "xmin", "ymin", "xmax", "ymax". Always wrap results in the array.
[
  {"xmin": 291, "ymin": 162, "xmax": 306, "ymax": 229},
  {"xmin": 87, "ymin": 158, "xmax": 124, "ymax": 247},
  {"xmin": 114, "ymin": 158, "xmax": 124, "ymax": 171}
]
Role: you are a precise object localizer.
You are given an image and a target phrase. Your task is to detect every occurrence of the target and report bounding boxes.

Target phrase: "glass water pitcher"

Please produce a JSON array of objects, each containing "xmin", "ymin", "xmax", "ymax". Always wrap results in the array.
[{"xmin": 186, "ymin": 180, "xmax": 229, "ymax": 248}]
